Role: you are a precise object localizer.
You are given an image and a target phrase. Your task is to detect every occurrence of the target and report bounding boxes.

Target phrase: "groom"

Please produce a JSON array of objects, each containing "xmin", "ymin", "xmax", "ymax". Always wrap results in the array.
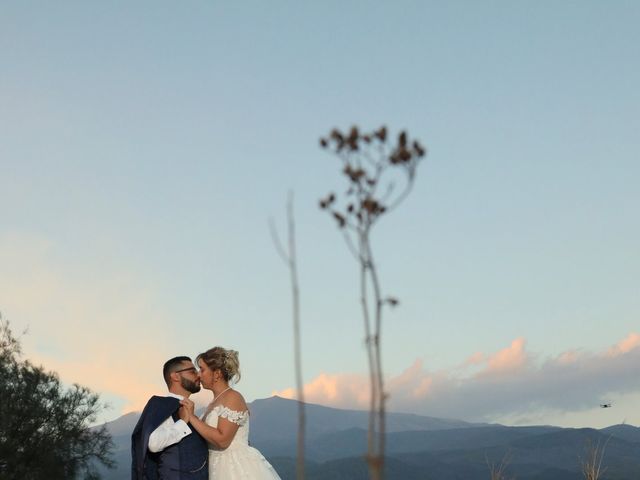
[{"xmin": 131, "ymin": 356, "xmax": 208, "ymax": 479}]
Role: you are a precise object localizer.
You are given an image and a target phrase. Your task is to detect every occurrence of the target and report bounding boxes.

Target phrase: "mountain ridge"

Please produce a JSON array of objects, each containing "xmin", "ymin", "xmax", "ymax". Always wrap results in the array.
[{"xmin": 98, "ymin": 395, "xmax": 640, "ymax": 480}]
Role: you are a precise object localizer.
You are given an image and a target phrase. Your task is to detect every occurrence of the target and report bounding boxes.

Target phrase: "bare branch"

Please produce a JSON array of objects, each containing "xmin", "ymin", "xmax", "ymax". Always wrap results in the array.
[
  {"xmin": 271, "ymin": 192, "xmax": 306, "ymax": 480},
  {"xmin": 269, "ymin": 217, "xmax": 289, "ymax": 265}
]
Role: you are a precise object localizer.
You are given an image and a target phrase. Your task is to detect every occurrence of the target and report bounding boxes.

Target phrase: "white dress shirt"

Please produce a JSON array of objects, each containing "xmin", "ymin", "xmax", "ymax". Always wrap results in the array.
[{"xmin": 148, "ymin": 393, "xmax": 192, "ymax": 453}]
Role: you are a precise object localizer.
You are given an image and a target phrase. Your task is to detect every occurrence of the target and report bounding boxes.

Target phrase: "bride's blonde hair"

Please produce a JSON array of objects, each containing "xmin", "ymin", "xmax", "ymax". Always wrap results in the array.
[{"xmin": 197, "ymin": 346, "xmax": 241, "ymax": 384}]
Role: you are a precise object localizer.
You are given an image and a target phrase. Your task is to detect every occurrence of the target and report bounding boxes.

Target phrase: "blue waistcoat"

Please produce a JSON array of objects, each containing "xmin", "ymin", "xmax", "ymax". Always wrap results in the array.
[{"xmin": 154, "ymin": 411, "xmax": 208, "ymax": 480}]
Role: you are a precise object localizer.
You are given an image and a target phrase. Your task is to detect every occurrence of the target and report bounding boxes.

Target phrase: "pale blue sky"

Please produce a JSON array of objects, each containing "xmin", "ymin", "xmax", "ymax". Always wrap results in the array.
[{"xmin": 1, "ymin": 1, "xmax": 639, "ymax": 427}]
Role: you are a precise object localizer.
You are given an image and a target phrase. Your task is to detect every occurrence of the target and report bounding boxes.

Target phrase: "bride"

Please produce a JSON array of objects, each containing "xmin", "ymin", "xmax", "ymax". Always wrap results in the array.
[{"xmin": 180, "ymin": 346, "xmax": 281, "ymax": 479}]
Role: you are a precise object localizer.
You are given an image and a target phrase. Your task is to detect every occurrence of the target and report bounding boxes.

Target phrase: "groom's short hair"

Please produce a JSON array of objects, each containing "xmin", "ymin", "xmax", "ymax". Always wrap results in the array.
[{"xmin": 163, "ymin": 356, "xmax": 193, "ymax": 387}]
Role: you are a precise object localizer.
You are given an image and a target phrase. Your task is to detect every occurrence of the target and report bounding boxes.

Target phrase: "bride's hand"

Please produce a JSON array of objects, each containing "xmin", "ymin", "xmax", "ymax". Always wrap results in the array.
[
  {"xmin": 178, "ymin": 404, "xmax": 191, "ymax": 423},
  {"xmin": 180, "ymin": 398, "xmax": 195, "ymax": 421}
]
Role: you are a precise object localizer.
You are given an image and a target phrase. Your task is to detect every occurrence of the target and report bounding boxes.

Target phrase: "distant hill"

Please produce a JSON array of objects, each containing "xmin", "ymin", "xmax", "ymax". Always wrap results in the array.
[
  {"xmin": 601, "ymin": 423, "xmax": 640, "ymax": 443},
  {"xmin": 100, "ymin": 395, "xmax": 478, "ymax": 441},
  {"xmin": 392, "ymin": 426, "xmax": 640, "ymax": 479},
  {"xmin": 248, "ymin": 395, "xmax": 483, "ymax": 458},
  {"xmin": 96, "ymin": 396, "xmax": 640, "ymax": 480},
  {"xmin": 103, "ymin": 411, "xmax": 140, "ymax": 436},
  {"xmin": 294, "ymin": 424, "xmax": 561, "ymax": 462},
  {"xmin": 249, "ymin": 395, "xmax": 480, "ymax": 441}
]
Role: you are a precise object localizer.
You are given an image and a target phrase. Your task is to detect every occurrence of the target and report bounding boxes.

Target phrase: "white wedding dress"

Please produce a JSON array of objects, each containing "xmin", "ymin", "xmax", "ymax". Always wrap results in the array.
[{"xmin": 204, "ymin": 404, "xmax": 281, "ymax": 479}]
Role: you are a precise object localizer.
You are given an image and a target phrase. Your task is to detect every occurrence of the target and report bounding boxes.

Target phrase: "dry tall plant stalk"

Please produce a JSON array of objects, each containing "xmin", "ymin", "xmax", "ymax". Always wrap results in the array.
[
  {"xmin": 581, "ymin": 436, "xmax": 611, "ymax": 480},
  {"xmin": 319, "ymin": 126, "xmax": 425, "ymax": 479},
  {"xmin": 270, "ymin": 192, "xmax": 305, "ymax": 480},
  {"xmin": 486, "ymin": 452, "xmax": 514, "ymax": 480}
]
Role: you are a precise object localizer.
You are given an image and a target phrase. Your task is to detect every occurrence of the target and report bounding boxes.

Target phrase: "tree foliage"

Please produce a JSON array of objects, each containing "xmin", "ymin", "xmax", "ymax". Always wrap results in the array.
[{"xmin": 0, "ymin": 315, "xmax": 114, "ymax": 479}]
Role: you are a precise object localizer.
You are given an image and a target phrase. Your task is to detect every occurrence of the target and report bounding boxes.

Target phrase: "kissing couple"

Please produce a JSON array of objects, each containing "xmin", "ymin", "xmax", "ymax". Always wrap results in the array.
[{"xmin": 131, "ymin": 346, "xmax": 281, "ymax": 479}]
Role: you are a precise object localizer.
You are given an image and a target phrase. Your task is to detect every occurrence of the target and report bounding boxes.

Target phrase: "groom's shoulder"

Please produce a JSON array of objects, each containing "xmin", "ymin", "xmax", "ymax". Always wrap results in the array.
[
  {"xmin": 145, "ymin": 395, "xmax": 180, "ymax": 409},
  {"xmin": 139, "ymin": 395, "xmax": 179, "ymax": 415},
  {"xmin": 135, "ymin": 395, "xmax": 180, "ymax": 431}
]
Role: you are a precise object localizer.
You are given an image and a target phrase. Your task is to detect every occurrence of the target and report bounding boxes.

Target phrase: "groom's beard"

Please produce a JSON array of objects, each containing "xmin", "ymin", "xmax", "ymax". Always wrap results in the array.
[{"xmin": 181, "ymin": 376, "xmax": 201, "ymax": 394}]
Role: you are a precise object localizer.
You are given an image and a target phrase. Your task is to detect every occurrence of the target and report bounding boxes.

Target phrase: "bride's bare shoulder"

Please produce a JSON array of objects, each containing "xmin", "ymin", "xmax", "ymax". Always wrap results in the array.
[{"xmin": 224, "ymin": 389, "xmax": 248, "ymax": 412}]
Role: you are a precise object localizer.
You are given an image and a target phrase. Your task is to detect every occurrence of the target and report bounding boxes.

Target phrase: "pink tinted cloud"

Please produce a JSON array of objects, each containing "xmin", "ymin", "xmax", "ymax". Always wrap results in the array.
[
  {"xmin": 484, "ymin": 337, "xmax": 528, "ymax": 373},
  {"xmin": 275, "ymin": 333, "xmax": 640, "ymax": 421},
  {"xmin": 274, "ymin": 372, "xmax": 370, "ymax": 409},
  {"xmin": 556, "ymin": 350, "xmax": 581, "ymax": 365},
  {"xmin": 464, "ymin": 351, "xmax": 486, "ymax": 366},
  {"xmin": 607, "ymin": 332, "xmax": 640, "ymax": 357}
]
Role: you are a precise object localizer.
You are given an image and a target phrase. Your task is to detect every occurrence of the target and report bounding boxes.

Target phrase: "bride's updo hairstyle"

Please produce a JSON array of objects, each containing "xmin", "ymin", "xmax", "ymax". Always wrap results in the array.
[{"xmin": 197, "ymin": 346, "xmax": 241, "ymax": 384}]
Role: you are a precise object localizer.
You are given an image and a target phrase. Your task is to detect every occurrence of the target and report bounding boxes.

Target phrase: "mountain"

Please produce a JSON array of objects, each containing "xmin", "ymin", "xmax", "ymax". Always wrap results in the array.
[
  {"xmin": 97, "ymin": 396, "xmax": 481, "ymax": 479},
  {"xmin": 95, "ymin": 396, "xmax": 640, "ymax": 480},
  {"xmin": 248, "ymin": 395, "xmax": 479, "ymax": 442},
  {"xmin": 393, "ymin": 427, "xmax": 640, "ymax": 480},
  {"xmin": 294, "ymin": 425, "xmax": 561, "ymax": 461},
  {"xmin": 601, "ymin": 423, "xmax": 640, "ymax": 443},
  {"xmin": 248, "ymin": 395, "xmax": 483, "ymax": 458},
  {"xmin": 102, "ymin": 411, "xmax": 140, "ymax": 437},
  {"xmin": 99, "ymin": 396, "xmax": 477, "ymax": 443}
]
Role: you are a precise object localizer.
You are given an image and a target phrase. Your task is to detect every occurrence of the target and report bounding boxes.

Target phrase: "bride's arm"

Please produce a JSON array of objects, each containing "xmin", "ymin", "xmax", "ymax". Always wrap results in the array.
[
  {"xmin": 180, "ymin": 396, "xmax": 245, "ymax": 449},
  {"xmin": 188, "ymin": 412, "xmax": 240, "ymax": 449}
]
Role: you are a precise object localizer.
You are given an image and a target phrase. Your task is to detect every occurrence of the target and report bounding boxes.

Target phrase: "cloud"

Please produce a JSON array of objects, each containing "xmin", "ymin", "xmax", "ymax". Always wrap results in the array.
[
  {"xmin": 4, "ymin": 231, "xmax": 639, "ymax": 425},
  {"xmin": 484, "ymin": 337, "xmax": 528, "ymax": 374},
  {"xmin": 276, "ymin": 373, "xmax": 370, "ymax": 410},
  {"xmin": 274, "ymin": 333, "xmax": 640, "ymax": 423},
  {"xmin": 607, "ymin": 332, "xmax": 640, "ymax": 357},
  {"xmin": 0, "ymin": 233, "xmax": 179, "ymax": 414}
]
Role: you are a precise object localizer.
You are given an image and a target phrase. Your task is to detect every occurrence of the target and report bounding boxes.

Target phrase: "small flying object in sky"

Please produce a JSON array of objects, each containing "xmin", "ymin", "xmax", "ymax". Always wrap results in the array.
[{"xmin": 600, "ymin": 403, "xmax": 612, "ymax": 408}]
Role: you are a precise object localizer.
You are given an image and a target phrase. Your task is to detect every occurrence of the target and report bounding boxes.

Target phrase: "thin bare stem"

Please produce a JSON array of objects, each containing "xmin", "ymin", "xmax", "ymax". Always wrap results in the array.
[
  {"xmin": 286, "ymin": 194, "xmax": 306, "ymax": 480},
  {"xmin": 359, "ymin": 232, "xmax": 377, "ymax": 463},
  {"xmin": 365, "ymin": 236, "xmax": 386, "ymax": 475},
  {"xmin": 385, "ymin": 176, "xmax": 415, "ymax": 213},
  {"xmin": 581, "ymin": 436, "xmax": 612, "ymax": 480},
  {"xmin": 341, "ymin": 230, "xmax": 363, "ymax": 262},
  {"xmin": 268, "ymin": 218, "xmax": 288, "ymax": 265},
  {"xmin": 486, "ymin": 452, "xmax": 513, "ymax": 480},
  {"xmin": 271, "ymin": 192, "xmax": 305, "ymax": 480}
]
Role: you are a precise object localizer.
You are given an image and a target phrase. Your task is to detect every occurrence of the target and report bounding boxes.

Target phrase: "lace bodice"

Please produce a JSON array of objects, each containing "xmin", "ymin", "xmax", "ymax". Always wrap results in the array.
[
  {"xmin": 201, "ymin": 403, "xmax": 280, "ymax": 478},
  {"xmin": 203, "ymin": 405, "xmax": 250, "ymax": 450}
]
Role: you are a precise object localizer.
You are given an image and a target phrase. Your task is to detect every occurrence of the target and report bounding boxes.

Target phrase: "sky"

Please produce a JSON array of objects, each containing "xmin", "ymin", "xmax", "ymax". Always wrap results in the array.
[{"xmin": 1, "ymin": 1, "xmax": 639, "ymax": 429}]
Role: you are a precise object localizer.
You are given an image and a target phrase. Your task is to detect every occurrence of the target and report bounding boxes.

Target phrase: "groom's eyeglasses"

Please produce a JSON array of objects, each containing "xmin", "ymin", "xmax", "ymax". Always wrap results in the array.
[{"xmin": 175, "ymin": 367, "xmax": 198, "ymax": 374}]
